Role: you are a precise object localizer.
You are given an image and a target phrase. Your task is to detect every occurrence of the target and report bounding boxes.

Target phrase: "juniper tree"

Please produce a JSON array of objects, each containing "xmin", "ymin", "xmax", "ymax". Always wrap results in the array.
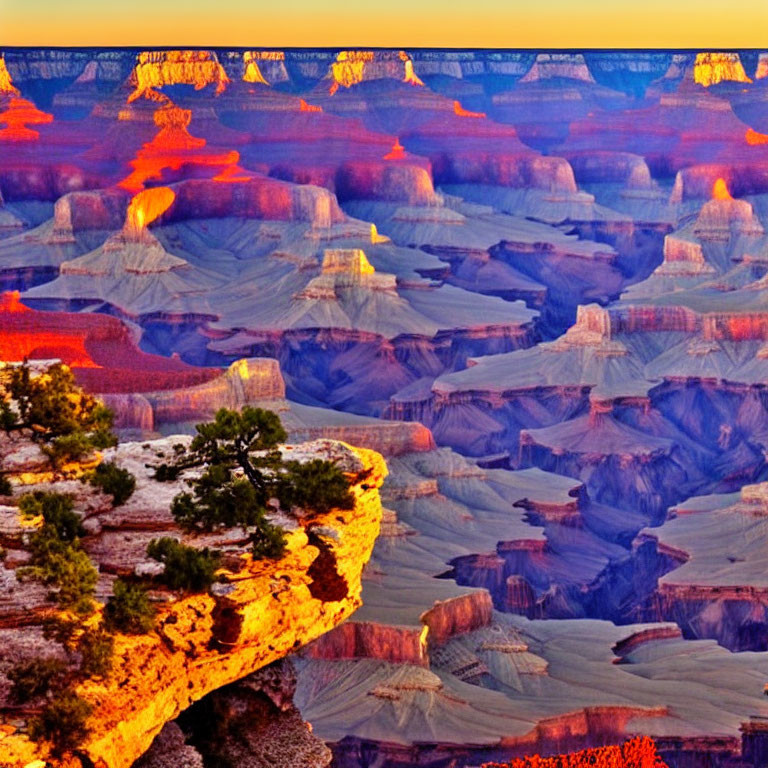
[
  {"xmin": 166, "ymin": 407, "xmax": 354, "ymax": 560},
  {"xmin": 1, "ymin": 362, "xmax": 116, "ymax": 468},
  {"xmin": 87, "ymin": 461, "xmax": 136, "ymax": 506},
  {"xmin": 18, "ymin": 491, "xmax": 98, "ymax": 615},
  {"xmin": 103, "ymin": 579, "xmax": 155, "ymax": 634},
  {"xmin": 147, "ymin": 537, "xmax": 220, "ymax": 593}
]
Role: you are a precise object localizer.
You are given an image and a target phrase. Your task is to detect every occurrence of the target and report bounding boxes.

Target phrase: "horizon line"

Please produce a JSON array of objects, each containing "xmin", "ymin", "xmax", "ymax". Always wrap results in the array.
[{"xmin": 1, "ymin": 45, "xmax": 766, "ymax": 52}]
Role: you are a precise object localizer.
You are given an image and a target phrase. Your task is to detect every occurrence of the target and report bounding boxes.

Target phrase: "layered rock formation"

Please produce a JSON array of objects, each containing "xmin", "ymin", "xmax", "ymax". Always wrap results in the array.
[
  {"xmin": 0, "ymin": 436, "xmax": 386, "ymax": 768},
  {"xmin": 5, "ymin": 46, "xmax": 768, "ymax": 768}
]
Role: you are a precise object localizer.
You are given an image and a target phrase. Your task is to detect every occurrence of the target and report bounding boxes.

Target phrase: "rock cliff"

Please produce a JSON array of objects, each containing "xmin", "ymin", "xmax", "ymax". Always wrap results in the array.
[{"xmin": 0, "ymin": 438, "xmax": 386, "ymax": 768}]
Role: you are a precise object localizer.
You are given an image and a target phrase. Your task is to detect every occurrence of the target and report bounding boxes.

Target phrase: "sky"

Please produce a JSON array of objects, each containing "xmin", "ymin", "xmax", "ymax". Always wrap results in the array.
[{"xmin": 2, "ymin": 0, "xmax": 767, "ymax": 48}]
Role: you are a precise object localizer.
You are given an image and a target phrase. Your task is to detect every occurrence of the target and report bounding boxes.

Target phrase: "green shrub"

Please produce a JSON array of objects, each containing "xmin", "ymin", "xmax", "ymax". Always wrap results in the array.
[
  {"xmin": 29, "ymin": 690, "xmax": 93, "ymax": 754},
  {"xmin": 104, "ymin": 579, "xmax": 155, "ymax": 634},
  {"xmin": 42, "ymin": 432, "xmax": 97, "ymax": 470},
  {"xmin": 0, "ymin": 474, "xmax": 12, "ymax": 496},
  {"xmin": 87, "ymin": 462, "xmax": 136, "ymax": 506},
  {"xmin": 22, "ymin": 537, "xmax": 97, "ymax": 615},
  {"xmin": 250, "ymin": 519, "xmax": 287, "ymax": 560},
  {"xmin": 78, "ymin": 627, "xmax": 114, "ymax": 678},
  {"xmin": 153, "ymin": 462, "xmax": 182, "ymax": 482},
  {"xmin": 19, "ymin": 492, "xmax": 83, "ymax": 543},
  {"xmin": 171, "ymin": 468, "xmax": 264, "ymax": 531},
  {"xmin": 42, "ymin": 616, "xmax": 78, "ymax": 646},
  {"xmin": 7, "ymin": 658, "xmax": 67, "ymax": 703},
  {"xmin": 18, "ymin": 492, "xmax": 97, "ymax": 614},
  {"xmin": 277, "ymin": 459, "xmax": 354, "ymax": 516},
  {"xmin": 147, "ymin": 537, "xmax": 220, "ymax": 593},
  {"xmin": 39, "ymin": 543, "xmax": 98, "ymax": 615}
]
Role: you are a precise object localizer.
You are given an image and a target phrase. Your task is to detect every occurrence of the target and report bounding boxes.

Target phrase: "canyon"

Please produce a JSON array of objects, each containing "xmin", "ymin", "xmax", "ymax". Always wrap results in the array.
[{"xmin": 2, "ymin": 47, "xmax": 768, "ymax": 768}]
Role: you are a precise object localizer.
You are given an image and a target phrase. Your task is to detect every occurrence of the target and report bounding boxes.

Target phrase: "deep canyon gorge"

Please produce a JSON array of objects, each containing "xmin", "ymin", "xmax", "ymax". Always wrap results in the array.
[{"xmin": 2, "ymin": 47, "xmax": 768, "ymax": 768}]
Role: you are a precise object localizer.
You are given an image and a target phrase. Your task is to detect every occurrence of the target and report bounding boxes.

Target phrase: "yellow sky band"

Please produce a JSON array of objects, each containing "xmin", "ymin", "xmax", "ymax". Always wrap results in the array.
[{"xmin": 2, "ymin": 0, "xmax": 768, "ymax": 48}]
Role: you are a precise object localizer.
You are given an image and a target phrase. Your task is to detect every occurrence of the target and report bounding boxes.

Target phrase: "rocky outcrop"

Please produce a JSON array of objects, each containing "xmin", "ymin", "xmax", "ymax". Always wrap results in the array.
[
  {"xmin": 520, "ymin": 54, "xmax": 596, "ymax": 84},
  {"xmin": 693, "ymin": 53, "xmax": 752, "ymax": 87},
  {"xmin": 133, "ymin": 723, "xmax": 203, "ymax": 768},
  {"xmin": 334, "ymin": 161, "xmax": 437, "ymax": 205},
  {"xmin": 164, "ymin": 176, "xmax": 345, "ymax": 227},
  {"xmin": 420, "ymin": 591, "xmax": 493, "ymax": 646},
  {"xmin": 100, "ymin": 354, "xmax": 436, "ymax": 456},
  {"xmin": 177, "ymin": 660, "xmax": 332, "ymax": 768},
  {"xmin": 126, "ymin": 50, "xmax": 230, "ymax": 102},
  {"xmin": 305, "ymin": 620, "xmax": 426, "ymax": 665},
  {"xmin": 0, "ymin": 438, "xmax": 386, "ymax": 768},
  {"xmin": 125, "ymin": 358, "xmax": 285, "ymax": 425},
  {"xmin": 324, "ymin": 50, "xmax": 424, "ymax": 93}
]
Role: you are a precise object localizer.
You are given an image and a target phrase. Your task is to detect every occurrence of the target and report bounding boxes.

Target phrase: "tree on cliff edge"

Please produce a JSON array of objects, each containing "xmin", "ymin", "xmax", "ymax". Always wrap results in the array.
[
  {"xmin": 0, "ymin": 362, "xmax": 116, "ymax": 468},
  {"xmin": 166, "ymin": 407, "xmax": 354, "ymax": 559}
]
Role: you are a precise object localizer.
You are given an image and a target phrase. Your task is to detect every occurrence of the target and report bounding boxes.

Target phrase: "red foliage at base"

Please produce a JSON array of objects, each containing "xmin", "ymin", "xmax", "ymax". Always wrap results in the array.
[{"xmin": 483, "ymin": 737, "xmax": 668, "ymax": 768}]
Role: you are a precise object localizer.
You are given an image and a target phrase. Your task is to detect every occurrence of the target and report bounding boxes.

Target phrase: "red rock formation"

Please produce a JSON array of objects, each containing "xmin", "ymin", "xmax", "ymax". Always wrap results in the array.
[
  {"xmin": 0, "ymin": 292, "xmax": 220, "ymax": 392},
  {"xmin": 0, "ymin": 96, "xmax": 53, "ymax": 142},
  {"xmin": 483, "ymin": 736, "xmax": 668, "ymax": 768},
  {"xmin": 119, "ymin": 102, "xmax": 240, "ymax": 193},
  {"xmin": 299, "ymin": 98, "xmax": 322, "ymax": 113},
  {"xmin": 612, "ymin": 626, "xmax": 683, "ymax": 659},
  {"xmin": 0, "ymin": 163, "xmax": 95, "ymax": 202},
  {"xmin": 334, "ymin": 161, "xmax": 437, "ymax": 204},
  {"xmin": 420, "ymin": 591, "xmax": 493, "ymax": 646},
  {"xmin": 505, "ymin": 575, "xmax": 538, "ymax": 616},
  {"xmin": 0, "ymin": 290, "xmax": 29, "ymax": 314},
  {"xmin": 0, "ymin": 56, "xmax": 52, "ymax": 143},
  {"xmin": 141, "ymin": 358, "xmax": 285, "ymax": 425},
  {"xmin": 383, "ymin": 138, "xmax": 406, "ymax": 160},
  {"xmin": 454, "ymin": 100, "xmax": 486, "ymax": 119},
  {"xmin": 164, "ymin": 175, "xmax": 344, "ymax": 225},
  {"xmin": 287, "ymin": 421, "xmax": 435, "ymax": 457},
  {"xmin": 305, "ymin": 620, "xmax": 427, "ymax": 666},
  {"xmin": 745, "ymin": 128, "xmax": 768, "ymax": 145}
]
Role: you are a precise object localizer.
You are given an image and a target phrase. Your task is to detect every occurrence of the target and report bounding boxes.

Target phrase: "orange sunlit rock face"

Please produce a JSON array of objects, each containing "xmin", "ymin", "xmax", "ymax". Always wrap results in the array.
[
  {"xmin": 0, "ymin": 56, "xmax": 20, "ymax": 96},
  {"xmin": 212, "ymin": 163, "xmax": 253, "ymax": 182},
  {"xmin": 746, "ymin": 127, "xmax": 768, "ymax": 145},
  {"xmin": 384, "ymin": 139, "xmax": 406, "ymax": 160},
  {"xmin": 128, "ymin": 50, "xmax": 230, "ymax": 103},
  {"xmin": 453, "ymin": 100, "xmax": 487, "ymax": 118},
  {"xmin": 1, "ymin": 440, "xmax": 386, "ymax": 768},
  {"xmin": 329, "ymin": 50, "xmax": 424, "ymax": 94},
  {"xmin": 482, "ymin": 736, "xmax": 668, "ymax": 768},
  {"xmin": 0, "ymin": 292, "xmax": 99, "ymax": 367},
  {"xmin": 712, "ymin": 177, "xmax": 733, "ymax": 200},
  {"xmin": 151, "ymin": 102, "xmax": 206, "ymax": 149},
  {"xmin": 0, "ymin": 290, "xmax": 30, "ymax": 314},
  {"xmin": 242, "ymin": 51, "xmax": 271, "ymax": 85},
  {"xmin": 400, "ymin": 50, "xmax": 425, "ymax": 87},
  {"xmin": 0, "ymin": 97, "xmax": 53, "ymax": 141},
  {"xmin": 119, "ymin": 102, "xmax": 239, "ymax": 192},
  {"xmin": 126, "ymin": 186, "xmax": 176, "ymax": 232},
  {"xmin": 693, "ymin": 52, "xmax": 752, "ymax": 87},
  {"xmin": 331, "ymin": 50, "xmax": 375, "ymax": 93},
  {"xmin": 299, "ymin": 98, "xmax": 322, "ymax": 112}
]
